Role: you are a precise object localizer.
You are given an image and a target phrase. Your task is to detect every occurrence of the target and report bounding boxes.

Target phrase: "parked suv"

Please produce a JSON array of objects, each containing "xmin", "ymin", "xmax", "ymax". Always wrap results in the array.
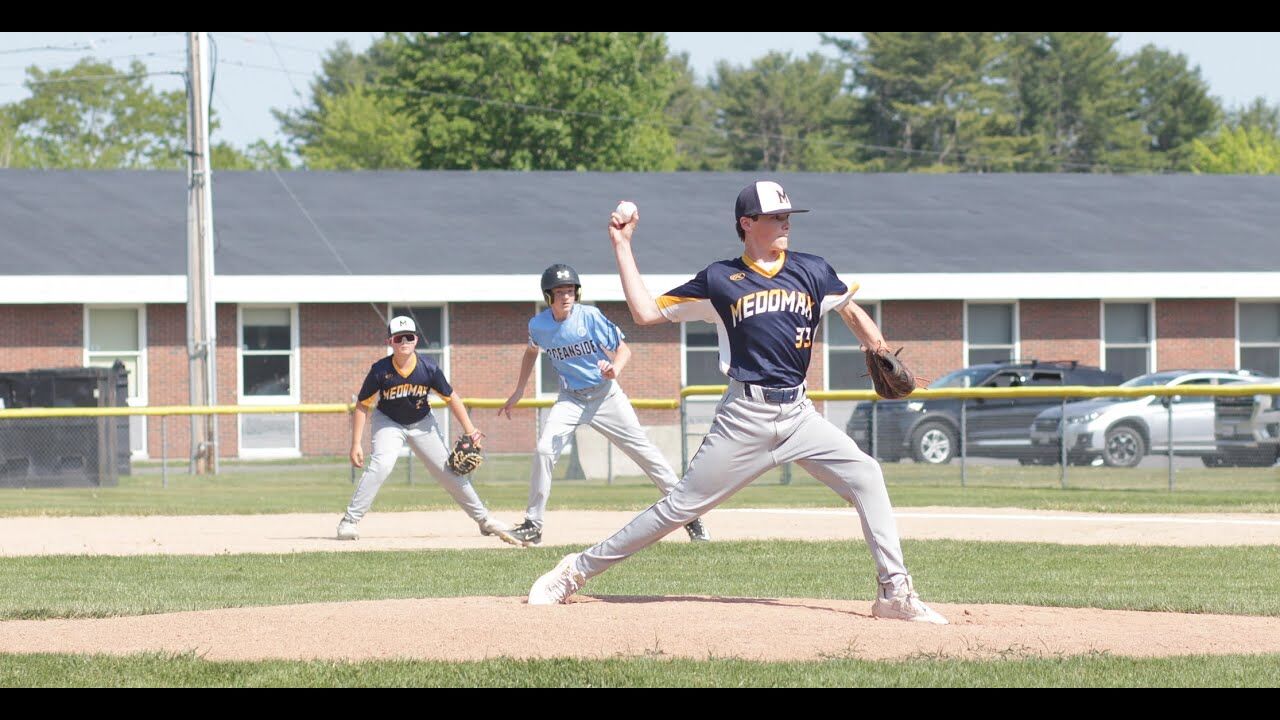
[
  {"xmin": 1213, "ymin": 381, "xmax": 1280, "ymax": 467},
  {"xmin": 845, "ymin": 360, "xmax": 1122, "ymax": 464},
  {"xmin": 1028, "ymin": 370, "xmax": 1266, "ymax": 468}
]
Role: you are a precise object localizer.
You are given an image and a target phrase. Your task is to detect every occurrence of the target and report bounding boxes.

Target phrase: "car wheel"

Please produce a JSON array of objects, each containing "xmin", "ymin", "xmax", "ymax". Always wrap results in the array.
[
  {"xmin": 910, "ymin": 422, "xmax": 956, "ymax": 465},
  {"xmin": 1201, "ymin": 455, "xmax": 1228, "ymax": 468},
  {"xmin": 1102, "ymin": 425, "xmax": 1145, "ymax": 468}
]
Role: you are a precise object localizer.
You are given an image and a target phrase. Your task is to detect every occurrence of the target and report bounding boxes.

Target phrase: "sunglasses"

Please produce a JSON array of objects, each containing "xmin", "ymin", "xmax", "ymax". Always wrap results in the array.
[{"xmin": 391, "ymin": 334, "xmax": 417, "ymax": 344}]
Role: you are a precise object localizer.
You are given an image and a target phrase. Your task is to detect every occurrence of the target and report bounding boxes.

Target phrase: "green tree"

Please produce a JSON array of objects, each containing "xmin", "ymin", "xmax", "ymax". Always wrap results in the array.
[
  {"xmin": 299, "ymin": 85, "xmax": 417, "ymax": 170},
  {"xmin": 1225, "ymin": 97, "xmax": 1280, "ymax": 137},
  {"xmin": 1123, "ymin": 44, "xmax": 1220, "ymax": 170},
  {"xmin": 827, "ymin": 32, "xmax": 1033, "ymax": 172},
  {"xmin": 0, "ymin": 105, "xmax": 29, "ymax": 167},
  {"xmin": 1189, "ymin": 126, "xmax": 1280, "ymax": 174},
  {"xmin": 9, "ymin": 59, "xmax": 187, "ymax": 169},
  {"xmin": 212, "ymin": 140, "xmax": 295, "ymax": 170},
  {"xmin": 1005, "ymin": 32, "xmax": 1148, "ymax": 172},
  {"xmin": 274, "ymin": 36, "xmax": 402, "ymax": 158},
  {"xmin": 712, "ymin": 51, "xmax": 855, "ymax": 171},
  {"xmin": 665, "ymin": 53, "xmax": 731, "ymax": 171},
  {"xmin": 389, "ymin": 32, "xmax": 678, "ymax": 170}
]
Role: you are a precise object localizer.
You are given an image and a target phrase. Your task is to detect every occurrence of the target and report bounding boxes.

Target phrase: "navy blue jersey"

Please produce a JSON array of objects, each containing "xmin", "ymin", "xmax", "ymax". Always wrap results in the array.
[
  {"xmin": 657, "ymin": 251, "xmax": 857, "ymax": 388},
  {"xmin": 356, "ymin": 353, "xmax": 453, "ymax": 426}
]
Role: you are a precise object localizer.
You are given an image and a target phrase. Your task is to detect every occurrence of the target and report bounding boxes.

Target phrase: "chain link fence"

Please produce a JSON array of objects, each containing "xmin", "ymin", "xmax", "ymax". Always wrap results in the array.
[{"xmin": 1, "ymin": 384, "xmax": 1277, "ymax": 492}]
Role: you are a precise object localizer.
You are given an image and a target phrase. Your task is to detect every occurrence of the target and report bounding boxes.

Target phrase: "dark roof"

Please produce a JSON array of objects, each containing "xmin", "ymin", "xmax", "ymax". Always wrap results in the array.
[{"xmin": 2, "ymin": 170, "xmax": 1279, "ymax": 275}]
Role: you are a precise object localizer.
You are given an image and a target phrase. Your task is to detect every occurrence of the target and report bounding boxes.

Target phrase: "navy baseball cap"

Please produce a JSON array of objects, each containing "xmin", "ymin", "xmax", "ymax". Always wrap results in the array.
[{"xmin": 734, "ymin": 180, "xmax": 810, "ymax": 220}]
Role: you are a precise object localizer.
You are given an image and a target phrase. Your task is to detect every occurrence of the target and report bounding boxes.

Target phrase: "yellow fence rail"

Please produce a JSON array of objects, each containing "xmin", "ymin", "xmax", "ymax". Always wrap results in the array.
[{"xmin": 2, "ymin": 384, "xmax": 1277, "ymax": 419}]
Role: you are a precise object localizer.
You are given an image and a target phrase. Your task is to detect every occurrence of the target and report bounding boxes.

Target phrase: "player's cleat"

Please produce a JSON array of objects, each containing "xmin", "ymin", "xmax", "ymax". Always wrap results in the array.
[
  {"xmin": 336, "ymin": 518, "xmax": 359, "ymax": 541},
  {"xmin": 528, "ymin": 553, "xmax": 586, "ymax": 605},
  {"xmin": 871, "ymin": 576, "xmax": 948, "ymax": 624},
  {"xmin": 684, "ymin": 518, "xmax": 711, "ymax": 542},
  {"xmin": 509, "ymin": 518, "xmax": 543, "ymax": 547},
  {"xmin": 478, "ymin": 516, "xmax": 520, "ymax": 546}
]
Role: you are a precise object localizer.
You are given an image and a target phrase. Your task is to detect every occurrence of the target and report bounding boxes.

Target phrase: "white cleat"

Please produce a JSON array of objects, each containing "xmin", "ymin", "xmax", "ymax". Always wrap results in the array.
[
  {"xmin": 528, "ymin": 553, "xmax": 586, "ymax": 605},
  {"xmin": 872, "ymin": 576, "xmax": 948, "ymax": 624},
  {"xmin": 478, "ymin": 516, "xmax": 521, "ymax": 547},
  {"xmin": 336, "ymin": 518, "xmax": 359, "ymax": 541}
]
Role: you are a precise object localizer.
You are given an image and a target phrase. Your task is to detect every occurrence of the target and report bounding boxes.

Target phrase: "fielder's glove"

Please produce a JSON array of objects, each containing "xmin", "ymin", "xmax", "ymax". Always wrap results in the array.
[
  {"xmin": 446, "ymin": 433, "xmax": 484, "ymax": 476},
  {"xmin": 865, "ymin": 346, "xmax": 916, "ymax": 400}
]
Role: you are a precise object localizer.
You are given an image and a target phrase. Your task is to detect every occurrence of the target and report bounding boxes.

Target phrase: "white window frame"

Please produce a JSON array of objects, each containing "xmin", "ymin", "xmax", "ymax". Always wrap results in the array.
[
  {"xmin": 823, "ymin": 301, "xmax": 879, "ymax": 390},
  {"xmin": 533, "ymin": 302, "xmax": 556, "ymax": 399},
  {"xmin": 386, "ymin": 302, "xmax": 450, "ymax": 437},
  {"xmin": 681, "ymin": 321, "xmax": 722, "ymax": 400},
  {"xmin": 83, "ymin": 304, "xmax": 148, "ymax": 459},
  {"xmin": 386, "ymin": 303, "xmax": 449, "ymax": 375},
  {"xmin": 1237, "ymin": 299, "xmax": 1280, "ymax": 375},
  {"xmin": 1101, "ymin": 300, "xmax": 1156, "ymax": 377},
  {"xmin": 964, "ymin": 300, "xmax": 1020, "ymax": 366},
  {"xmin": 236, "ymin": 304, "xmax": 301, "ymax": 459}
]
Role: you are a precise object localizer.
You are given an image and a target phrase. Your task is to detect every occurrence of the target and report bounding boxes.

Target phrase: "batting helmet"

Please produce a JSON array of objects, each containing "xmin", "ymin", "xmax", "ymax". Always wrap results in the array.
[{"xmin": 540, "ymin": 264, "xmax": 582, "ymax": 304}]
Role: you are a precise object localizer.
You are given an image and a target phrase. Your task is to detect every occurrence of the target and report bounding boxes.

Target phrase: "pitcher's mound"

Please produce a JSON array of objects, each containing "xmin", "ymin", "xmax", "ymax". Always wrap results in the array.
[{"xmin": 3, "ymin": 596, "xmax": 1278, "ymax": 662}]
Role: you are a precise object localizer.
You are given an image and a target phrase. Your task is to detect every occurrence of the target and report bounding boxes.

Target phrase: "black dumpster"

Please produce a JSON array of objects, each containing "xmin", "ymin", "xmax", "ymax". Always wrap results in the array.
[{"xmin": 0, "ymin": 362, "xmax": 131, "ymax": 488}]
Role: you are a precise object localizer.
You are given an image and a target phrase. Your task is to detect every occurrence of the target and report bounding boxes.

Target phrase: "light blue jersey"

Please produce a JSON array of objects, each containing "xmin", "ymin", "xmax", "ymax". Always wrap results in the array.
[{"xmin": 528, "ymin": 305, "xmax": 624, "ymax": 391}]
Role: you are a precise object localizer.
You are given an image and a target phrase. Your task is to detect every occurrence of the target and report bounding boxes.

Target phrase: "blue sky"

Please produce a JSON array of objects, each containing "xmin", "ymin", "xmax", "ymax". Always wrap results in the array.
[{"xmin": 2, "ymin": 32, "xmax": 1277, "ymax": 150}]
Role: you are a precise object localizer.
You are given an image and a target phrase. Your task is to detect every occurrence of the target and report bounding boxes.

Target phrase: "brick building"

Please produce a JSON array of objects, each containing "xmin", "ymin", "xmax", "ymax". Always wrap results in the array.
[{"xmin": 2, "ymin": 170, "xmax": 1278, "ymax": 460}]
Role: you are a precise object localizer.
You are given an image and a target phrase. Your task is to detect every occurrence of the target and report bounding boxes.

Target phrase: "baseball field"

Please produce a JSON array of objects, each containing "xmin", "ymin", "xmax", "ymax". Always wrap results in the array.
[{"xmin": 1, "ymin": 467, "xmax": 1278, "ymax": 686}]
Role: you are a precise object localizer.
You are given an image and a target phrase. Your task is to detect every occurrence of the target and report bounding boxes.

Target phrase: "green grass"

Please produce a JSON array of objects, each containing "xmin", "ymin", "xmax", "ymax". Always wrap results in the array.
[
  {"xmin": 2, "ymin": 541, "xmax": 1277, "ymax": 620},
  {"xmin": 2, "ymin": 652, "xmax": 1277, "ymax": 687},
  {"xmin": 0, "ymin": 457, "xmax": 1276, "ymax": 516}
]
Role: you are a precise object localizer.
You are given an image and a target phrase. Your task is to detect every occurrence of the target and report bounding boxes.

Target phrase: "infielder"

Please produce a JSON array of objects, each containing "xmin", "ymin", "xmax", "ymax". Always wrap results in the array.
[
  {"xmin": 337, "ymin": 315, "xmax": 518, "ymax": 546},
  {"xmin": 528, "ymin": 182, "xmax": 947, "ymax": 624},
  {"xmin": 498, "ymin": 264, "xmax": 710, "ymax": 546}
]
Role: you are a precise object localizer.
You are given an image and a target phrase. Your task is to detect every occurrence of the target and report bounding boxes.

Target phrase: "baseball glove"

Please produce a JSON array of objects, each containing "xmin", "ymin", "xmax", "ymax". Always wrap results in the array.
[
  {"xmin": 446, "ymin": 433, "xmax": 484, "ymax": 475},
  {"xmin": 865, "ymin": 346, "xmax": 916, "ymax": 400}
]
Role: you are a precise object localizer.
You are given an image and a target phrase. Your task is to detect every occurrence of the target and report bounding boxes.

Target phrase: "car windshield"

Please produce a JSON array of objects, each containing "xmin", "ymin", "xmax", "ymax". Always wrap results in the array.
[
  {"xmin": 1106, "ymin": 372, "xmax": 1179, "ymax": 401},
  {"xmin": 931, "ymin": 368, "xmax": 995, "ymax": 389}
]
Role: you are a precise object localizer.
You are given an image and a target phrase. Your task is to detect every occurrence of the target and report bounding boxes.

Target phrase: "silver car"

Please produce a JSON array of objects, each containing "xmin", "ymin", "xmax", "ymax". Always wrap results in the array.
[{"xmin": 1029, "ymin": 370, "xmax": 1269, "ymax": 468}]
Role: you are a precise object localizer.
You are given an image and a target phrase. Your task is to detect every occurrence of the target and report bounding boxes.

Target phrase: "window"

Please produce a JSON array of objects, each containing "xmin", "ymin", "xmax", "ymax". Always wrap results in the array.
[
  {"xmin": 389, "ymin": 305, "xmax": 449, "ymax": 438},
  {"xmin": 238, "ymin": 306, "xmax": 298, "ymax": 456},
  {"xmin": 683, "ymin": 322, "xmax": 723, "ymax": 387},
  {"xmin": 967, "ymin": 303, "xmax": 1016, "ymax": 366},
  {"xmin": 538, "ymin": 346, "xmax": 561, "ymax": 395},
  {"xmin": 85, "ymin": 306, "xmax": 146, "ymax": 456},
  {"xmin": 1240, "ymin": 302, "xmax": 1280, "ymax": 377},
  {"xmin": 389, "ymin": 305, "xmax": 445, "ymax": 367},
  {"xmin": 825, "ymin": 303, "xmax": 878, "ymax": 390},
  {"xmin": 1104, "ymin": 302, "xmax": 1152, "ymax": 381}
]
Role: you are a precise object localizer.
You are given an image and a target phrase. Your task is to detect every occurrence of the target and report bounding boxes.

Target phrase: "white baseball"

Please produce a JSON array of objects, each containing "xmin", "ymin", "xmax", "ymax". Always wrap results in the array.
[{"xmin": 614, "ymin": 201, "xmax": 638, "ymax": 222}]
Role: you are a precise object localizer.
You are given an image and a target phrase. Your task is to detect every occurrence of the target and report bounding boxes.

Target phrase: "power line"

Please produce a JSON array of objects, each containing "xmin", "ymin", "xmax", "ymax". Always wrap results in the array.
[
  {"xmin": 214, "ymin": 33, "xmax": 338, "ymax": 57},
  {"xmin": 0, "ymin": 32, "xmax": 182, "ymax": 56},
  {"xmin": 212, "ymin": 56, "xmax": 312, "ymax": 78},
  {"xmin": 262, "ymin": 32, "xmax": 305, "ymax": 100},
  {"xmin": 0, "ymin": 51, "xmax": 187, "ymax": 72},
  {"xmin": 0, "ymin": 70, "xmax": 186, "ymax": 89}
]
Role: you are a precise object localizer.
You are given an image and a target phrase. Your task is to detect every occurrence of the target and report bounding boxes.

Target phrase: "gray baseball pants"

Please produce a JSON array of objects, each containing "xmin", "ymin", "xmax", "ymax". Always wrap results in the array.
[
  {"xmin": 576, "ymin": 380, "xmax": 910, "ymax": 585},
  {"xmin": 526, "ymin": 379, "xmax": 679, "ymax": 523},
  {"xmin": 344, "ymin": 409, "xmax": 490, "ymax": 523}
]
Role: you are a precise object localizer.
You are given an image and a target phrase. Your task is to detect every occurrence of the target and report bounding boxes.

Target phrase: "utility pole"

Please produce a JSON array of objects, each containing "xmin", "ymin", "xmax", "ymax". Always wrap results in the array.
[{"xmin": 186, "ymin": 32, "xmax": 218, "ymax": 474}]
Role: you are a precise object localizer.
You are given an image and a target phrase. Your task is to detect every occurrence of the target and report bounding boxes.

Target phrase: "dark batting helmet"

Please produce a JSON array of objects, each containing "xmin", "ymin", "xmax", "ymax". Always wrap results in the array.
[{"xmin": 540, "ymin": 264, "xmax": 582, "ymax": 304}]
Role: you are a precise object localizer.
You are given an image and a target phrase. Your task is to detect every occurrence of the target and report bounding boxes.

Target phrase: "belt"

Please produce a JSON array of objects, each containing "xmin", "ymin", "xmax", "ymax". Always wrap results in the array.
[
  {"xmin": 565, "ymin": 379, "xmax": 612, "ymax": 397},
  {"xmin": 742, "ymin": 382, "xmax": 804, "ymax": 404}
]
